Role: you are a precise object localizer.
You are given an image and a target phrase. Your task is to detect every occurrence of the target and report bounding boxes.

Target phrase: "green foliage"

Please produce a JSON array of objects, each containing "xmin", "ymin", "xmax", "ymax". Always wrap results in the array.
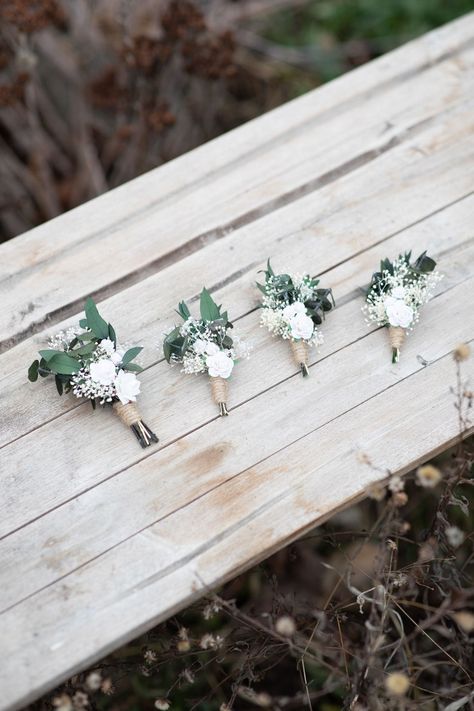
[
  {"xmin": 259, "ymin": 258, "xmax": 335, "ymax": 326},
  {"xmin": 27, "ymin": 298, "xmax": 142, "ymax": 397},
  {"xmin": 199, "ymin": 288, "xmax": 222, "ymax": 322},
  {"xmin": 85, "ymin": 297, "xmax": 110, "ymax": 340},
  {"xmin": 367, "ymin": 250, "xmax": 437, "ymax": 295},
  {"xmin": 263, "ymin": 0, "xmax": 474, "ymax": 82}
]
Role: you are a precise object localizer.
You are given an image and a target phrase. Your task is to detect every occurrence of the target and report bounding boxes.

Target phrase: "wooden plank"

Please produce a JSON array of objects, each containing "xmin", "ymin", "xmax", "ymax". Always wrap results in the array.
[
  {"xmin": 1, "ymin": 105, "xmax": 473, "ymax": 451},
  {"xmin": 1, "ymin": 205, "xmax": 472, "ymax": 541},
  {"xmin": 0, "ymin": 25, "xmax": 473, "ymax": 346},
  {"xmin": 1, "ymin": 345, "xmax": 471, "ymax": 710},
  {"xmin": 1, "ymin": 267, "xmax": 472, "ymax": 616}
]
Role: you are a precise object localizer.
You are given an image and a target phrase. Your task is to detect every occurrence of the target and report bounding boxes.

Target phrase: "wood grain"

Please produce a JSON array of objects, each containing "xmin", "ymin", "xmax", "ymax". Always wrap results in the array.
[{"xmin": 0, "ymin": 15, "xmax": 473, "ymax": 711}]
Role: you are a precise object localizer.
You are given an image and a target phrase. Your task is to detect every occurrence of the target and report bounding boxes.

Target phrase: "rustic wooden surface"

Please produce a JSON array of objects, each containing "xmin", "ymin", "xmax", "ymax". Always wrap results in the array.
[{"xmin": 1, "ymin": 14, "xmax": 474, "ymax": 710}]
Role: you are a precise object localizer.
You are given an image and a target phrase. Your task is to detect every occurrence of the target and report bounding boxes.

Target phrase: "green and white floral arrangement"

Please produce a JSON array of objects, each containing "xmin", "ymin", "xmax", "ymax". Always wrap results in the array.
[
  {"xmin": 28, "ymin": 298, "xmax": 158, "ymax": 447},
  {"xmin": 363, "ymin": 250, "xmax": 442, "ymax": 363},
  {"xmin": 162, "ymin": 288, "xmax": 251, "ymax": 416},
  {"xmin": 257, "ymin": 260, "xmax": 335, "ymax": 376}
]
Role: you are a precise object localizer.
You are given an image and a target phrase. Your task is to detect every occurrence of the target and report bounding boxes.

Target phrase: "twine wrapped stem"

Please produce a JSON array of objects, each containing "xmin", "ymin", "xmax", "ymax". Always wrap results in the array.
[
  {"xmin": 210, "ymin": 376, "xmax": 229, "ymax": 416},
  {"xmin": 113, "ymin": 401, "xmax": 158, "ymax": 448},
  {"xmin": 290, "ymin": 340, "xmax": 309, "ymax": 377},
  {"xmin": 389, "ymin": 326, "xmax": 405, "ymax": 364}
]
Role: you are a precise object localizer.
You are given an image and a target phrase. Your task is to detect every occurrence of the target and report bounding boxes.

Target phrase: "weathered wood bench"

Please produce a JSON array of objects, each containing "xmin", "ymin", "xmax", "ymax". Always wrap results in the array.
[{"xmin": 1, "ymin": 14, "xmax": 473, "ymax": 710}]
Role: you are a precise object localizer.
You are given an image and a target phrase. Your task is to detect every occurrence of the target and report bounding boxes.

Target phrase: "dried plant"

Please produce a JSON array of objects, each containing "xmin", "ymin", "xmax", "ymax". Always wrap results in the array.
[{"xmin": 0, "ymin": 0, "xmax": 247, "ymax": 241}]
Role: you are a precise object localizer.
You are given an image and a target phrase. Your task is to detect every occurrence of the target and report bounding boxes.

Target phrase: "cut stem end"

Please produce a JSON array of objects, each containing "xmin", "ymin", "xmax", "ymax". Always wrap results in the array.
[
  {"xmin": 300, "ymin": 362, "xmax": 309, "ymax": 377},
  {"xmin": 392, "ymin": 348, "xmax": 400, "ymax": 364},
  {"xmin": 218, "ymin": 402, "xmax": 229, "ymax": 417}
]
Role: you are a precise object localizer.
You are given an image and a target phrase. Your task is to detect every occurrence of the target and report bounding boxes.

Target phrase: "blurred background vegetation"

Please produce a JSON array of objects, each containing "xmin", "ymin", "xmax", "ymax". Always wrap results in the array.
[{"xmin": 0, "ymin": 0, "xmax": 472, "ymax": 242}]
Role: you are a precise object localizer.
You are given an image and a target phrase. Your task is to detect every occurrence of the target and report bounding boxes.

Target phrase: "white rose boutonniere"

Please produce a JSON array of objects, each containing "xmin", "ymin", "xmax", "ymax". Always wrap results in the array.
[
  {"xmin": 28, "ymin": 297, "xmax": 157, "ymax": 448},
  {"xmin": 364, "ymin": 250, "xmax": 442, "ymax": 363},
  {"xmin": 163, "ymin": 288, "xmax": 251, "ymax": 417},
  {"xmin": 258, "ymin": 260, "xmax": 335, "ymax": 377}
]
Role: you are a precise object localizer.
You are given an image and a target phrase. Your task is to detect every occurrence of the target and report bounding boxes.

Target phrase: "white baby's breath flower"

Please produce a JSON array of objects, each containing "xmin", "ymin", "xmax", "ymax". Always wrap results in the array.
[
  {"xmin": 207, "ymin": 351, "xmax": 234, "ymax": 379},
  {"xmin": 90, "ymin": 359, "xmax": 116, "ymax": 385},
  {"xmin": 115, "ymin": 370, "xmax": 140, "ymax": 404}
]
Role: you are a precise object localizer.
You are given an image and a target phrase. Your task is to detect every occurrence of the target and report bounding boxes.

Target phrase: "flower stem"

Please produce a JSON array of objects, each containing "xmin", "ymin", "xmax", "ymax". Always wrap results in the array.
[
  {"xmin": 301, "ymin": 363, "xmax": 309, "ymax": 377},
  {"xmin": 219, "ymin": 402, "xmax": 229, "ymax": 417},
  {"xmin": 392, "ymin": 348, "xmax": 400, "ymax": 364}
]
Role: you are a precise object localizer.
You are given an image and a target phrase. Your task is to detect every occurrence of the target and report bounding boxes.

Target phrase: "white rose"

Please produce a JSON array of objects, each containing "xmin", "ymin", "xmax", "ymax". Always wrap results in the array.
[
  {"xmin": 115, "ymin": 370, "xmax": 141, "ymax": 404},
  {"xmin": 100, "ymin": 338, "xmax": 115, "ymax": 356},
  {"xmin": 206, "ymin": 351, "xmax": 234, "ymax": 379},
  {"xmin": 89, "ymin": 358, "xmax": 116, "ymax": 385},
  {"xmin": 288, "ymin": 313, "xmax": 314, "ymax": 340},
  {"xmin": 194, "ymin": 339, "xmax": 208, "ymax": 355},
  {"xmin": 391, "ymin": 286, "xmax": 406, "ymax": 299},
  {"xmin": 205, "ymin": 342, "xmax": 220, "ymax": 356},
  {"xmin": 110, "ymin": 349, "xmax": 124, "ymax": 365},
  {"xmin": 385, "ymin": 298, "xmax": 414, "ymax": 328},
  {"xmin": 282, "ymin": 301, "xmax": 307, "ymax": 321}
]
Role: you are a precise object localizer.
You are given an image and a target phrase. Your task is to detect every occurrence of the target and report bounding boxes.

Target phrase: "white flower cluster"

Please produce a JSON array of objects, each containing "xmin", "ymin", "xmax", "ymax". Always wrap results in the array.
[
  {"xmin": 364, "ymin": 258, "xmax": 442, "ymax": 330},
  {"xmin": 167, "ymin": 318, "xmax": 250, "ymax": 380},
  {"xmin": 47, "ymin": 327, "xmax": 79, "ymax": 351},
  {"xmin": 260, "ymin": 273, "xmax": 323, "ymax": 346},
  {"xmin": 49, "ymin": 335, "xmax": 141, "ymax": 405}
]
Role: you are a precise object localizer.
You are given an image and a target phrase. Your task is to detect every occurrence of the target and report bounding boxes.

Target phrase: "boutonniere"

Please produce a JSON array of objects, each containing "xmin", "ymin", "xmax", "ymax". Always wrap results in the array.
[
  {"xmin": 363, "ymin": 251, "xmax": 442, "ymax": 363},
  {"xmin": 163, "ymin": 288, "xmax": 251, "ymax": 416},
  {"xmin": 257, "ymin": 260, "xmax": 335, "ymax": 376},
  {"xmin": 28, "ymin": 298, "xmax": 158, "ymax": 448}
]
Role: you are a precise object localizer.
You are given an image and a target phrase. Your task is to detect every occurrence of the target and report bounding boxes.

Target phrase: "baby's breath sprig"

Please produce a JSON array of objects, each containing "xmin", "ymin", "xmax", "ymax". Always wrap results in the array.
[
  {"xmin": 28, "ymin": 298, "xmax": 158, "ymax": 448},
  {"xmin": 257, "ymin": 259, "xmax": 335, "ymax": 376},
  {"xmin": 162, "ymin": 288, "xmax": 251, "ymax": 416},
  {"xmin": 363, "ymin": 250, "xmax": 442, "ymax": 363}
]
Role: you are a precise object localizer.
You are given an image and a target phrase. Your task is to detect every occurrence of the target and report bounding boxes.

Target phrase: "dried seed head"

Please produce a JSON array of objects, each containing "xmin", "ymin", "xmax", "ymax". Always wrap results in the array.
[
  {"xmin": 275, "ymin": 615, "xmax": 296, "ymax": 637},
  {"xmin": 453, "ymin": 343, "xmax": 470, "ymax": 361},
  {"xmin": 416, "ymin": 464, "xmax": 442, "ymax": 488},
  {"xmin": 385, "ymin": 672, "xmax": 410, "ymax": 696}
]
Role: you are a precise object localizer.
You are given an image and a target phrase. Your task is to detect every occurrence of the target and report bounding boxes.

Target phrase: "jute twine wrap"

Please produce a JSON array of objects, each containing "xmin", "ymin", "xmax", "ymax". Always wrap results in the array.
[
  {"xmin": 113, "ymin": 401, "xmax": 141, "ymax": 426},
  {"xmin": 389, "ymin": 326, "xmax": 405, "ymax": 351},
  {"xmin": 210, "ymin": 376, "xmax": 227, "ymax": 404},
  {"xmin": 290, "ymin": 340, "xmax": 308, "ymax": 368}
]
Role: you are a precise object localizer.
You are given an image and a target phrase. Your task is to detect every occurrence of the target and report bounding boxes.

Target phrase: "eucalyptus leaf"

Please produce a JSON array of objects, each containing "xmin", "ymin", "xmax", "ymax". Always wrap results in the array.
[
  {"xmin": 123, "ymin": 363, "xmax": 143, "ymax": 373},
  {"xmin": 199, "ymin": 288, "xmax": 221, "ymax": 322},
  {"xmin": 108, "ymin": 323, "xmax": 117, "ymax": 346},
  {"xmin": 121, "ymin": 346, "xmax": 143, "ymax": 366},
  {"xmin": 39, "ymin": 349, "xmax": 64, "ymax": 362},
  {"xmin": 47, "ymin": 352, "xmax": 81, "ymax": 375},
  {"xmin": 28, "ymin": 359, "xmax": 39, "ymax": 382},
  {"xmin": 84, "ymin": 297, "xmax": 109, "ymax": 340},
  {"xmin": 177, "ymin": 301, "xmax": 191, "ymax": 321},
  {"xmin": 55, "ymin": 375, "xmax": 63, "ymax": 396}
]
